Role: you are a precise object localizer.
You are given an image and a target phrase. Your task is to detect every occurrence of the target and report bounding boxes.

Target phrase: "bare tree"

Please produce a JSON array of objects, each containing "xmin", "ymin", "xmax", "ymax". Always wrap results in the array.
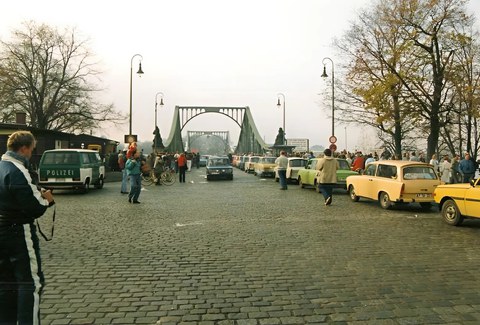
[{"xmin": 0, "ymin": 21, "xmax": 124, "ymax": 133}]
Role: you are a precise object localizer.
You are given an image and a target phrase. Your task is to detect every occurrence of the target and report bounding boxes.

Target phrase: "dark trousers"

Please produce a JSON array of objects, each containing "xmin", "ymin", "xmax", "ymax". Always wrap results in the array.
[
  {"xmin": 0, "ymin": 223, "xmax": 43, "ymax": 325},
  {"xmin": 318, "ymin": 183, "xmax": 334, "ymax": 200},
  {"xmin": 179, "ymin": 166, "xmax": 186, "ymax": 183},
  {"xmin": 278, "ymin": 170, "xmax": 287, "ymax": 189}
]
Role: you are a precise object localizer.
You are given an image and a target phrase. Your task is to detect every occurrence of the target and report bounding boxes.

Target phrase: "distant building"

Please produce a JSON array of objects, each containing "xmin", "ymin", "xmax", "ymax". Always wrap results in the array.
[{"xmin": 0, "ymin": 114, "xmax": 119, "ymax": 167}]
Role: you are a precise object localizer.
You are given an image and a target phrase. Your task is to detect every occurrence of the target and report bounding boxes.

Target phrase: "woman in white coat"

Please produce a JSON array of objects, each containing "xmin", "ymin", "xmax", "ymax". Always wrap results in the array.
[{"xmin": 439, "ymin": 156, "xmax": 451, "ymax": 183}]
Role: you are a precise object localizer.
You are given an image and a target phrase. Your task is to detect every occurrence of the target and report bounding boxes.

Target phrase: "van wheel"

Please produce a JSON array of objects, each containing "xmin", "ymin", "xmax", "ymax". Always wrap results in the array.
[
  {"xmin": 94, "ymin": 176, "xmax": 104, "ymax": 189},
  {"xmin": 81, "ymin": 180, "xmax": 90, "ymax": 194}
]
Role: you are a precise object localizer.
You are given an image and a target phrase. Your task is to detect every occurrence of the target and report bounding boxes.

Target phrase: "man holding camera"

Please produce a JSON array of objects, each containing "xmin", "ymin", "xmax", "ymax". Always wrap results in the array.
[{"xmin": 0, "ymin": 131, "xmax": 55, "ymax": 325}]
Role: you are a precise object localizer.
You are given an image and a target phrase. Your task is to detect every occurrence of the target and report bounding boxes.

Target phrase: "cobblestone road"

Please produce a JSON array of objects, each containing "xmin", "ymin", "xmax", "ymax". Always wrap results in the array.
[{"xmin": 39, "ymin": 167, "xmax": 480, "ymax": 325}]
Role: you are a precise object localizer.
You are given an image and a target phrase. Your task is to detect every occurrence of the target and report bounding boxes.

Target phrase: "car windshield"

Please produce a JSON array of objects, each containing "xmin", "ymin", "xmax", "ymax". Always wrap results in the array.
[
  {"xmin": 208, "ymin": 158, "xmax": 229, "ymax": 166},
  {"xmin": 338, "ymin": 160, "xmax": 350, "ymax": 170},
  {"xmin": 289, "ymin": 159, "xmax": 307, "ymax": 167},
  {"xmin": 403, "ymin": 166, "xmax": 437, "ymax": 180},
  {"xmin": 263, "ymin": 157, "xmax": 276, "ymax": 164},
  {"xmin": 43, "ymin": 152, "xmax": 79, "ymax": 165}
]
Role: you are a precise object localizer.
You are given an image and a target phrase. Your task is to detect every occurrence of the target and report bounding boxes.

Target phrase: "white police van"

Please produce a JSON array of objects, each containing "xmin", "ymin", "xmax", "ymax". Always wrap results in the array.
[{"xmin": 38, "ymin": 149, "xmax": 105, "ymax": 193}]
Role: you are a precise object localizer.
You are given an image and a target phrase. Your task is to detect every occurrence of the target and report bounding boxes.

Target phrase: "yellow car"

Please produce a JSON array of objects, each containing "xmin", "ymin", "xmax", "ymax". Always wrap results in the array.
[
  {"xmin": 254, "ymin": 157, "xmax": 277, "ymax": 177},
  {"xmin": 346, "ymin": 161, "xmax": 441, "ymax": 209},
  {"xmin": 434, "ymin": 178, "xmax": 480, "ymax": 226}
]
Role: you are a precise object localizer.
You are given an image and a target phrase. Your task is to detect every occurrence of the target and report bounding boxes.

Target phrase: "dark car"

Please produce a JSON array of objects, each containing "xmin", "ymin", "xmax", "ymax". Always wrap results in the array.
[{"xmin": 206, "ymin": 156, "xmax": 233, "ymax": 180}]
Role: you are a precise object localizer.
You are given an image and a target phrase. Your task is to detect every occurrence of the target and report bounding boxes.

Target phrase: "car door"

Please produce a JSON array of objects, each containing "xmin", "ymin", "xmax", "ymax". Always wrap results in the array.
[
  {"xmin": 464, "ymin": 179, "xmax": 480, "ymax": 217},
  {"xmin": 307, "ymin": 159, "xmax": 318, "ymax": 186},
  {"xmin": 359, "ymin": 164, "xmax": 377, "ymax": 199}
]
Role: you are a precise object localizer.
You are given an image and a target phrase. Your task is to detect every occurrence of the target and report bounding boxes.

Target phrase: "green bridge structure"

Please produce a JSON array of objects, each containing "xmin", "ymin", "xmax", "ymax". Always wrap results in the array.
[{"xmin": 162, "ymin": 106, "xmax": 270, "ymax": 154}]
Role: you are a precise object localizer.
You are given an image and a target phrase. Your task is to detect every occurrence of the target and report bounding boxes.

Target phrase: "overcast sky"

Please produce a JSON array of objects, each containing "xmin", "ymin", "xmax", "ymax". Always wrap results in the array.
[{"xmin": 1, "ymin": 0, "xmax": 479, "ymax": 152}]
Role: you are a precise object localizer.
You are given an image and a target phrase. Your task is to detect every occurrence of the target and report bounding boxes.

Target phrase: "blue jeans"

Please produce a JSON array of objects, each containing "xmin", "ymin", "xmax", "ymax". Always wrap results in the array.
[
  {"xmin": 121, "ymin": 168, "xmax": 129, "ymax": 193},
  {"xmin": 318, "ymin": 183, "xmax": 334, "ymax": 200},
  {"xmin": 128, "ymin": 174, "xmax": 141, "ymax": 201},
  {"xmin": 278, "ymin": 169, "xmax": 287, "ymax": 189}
]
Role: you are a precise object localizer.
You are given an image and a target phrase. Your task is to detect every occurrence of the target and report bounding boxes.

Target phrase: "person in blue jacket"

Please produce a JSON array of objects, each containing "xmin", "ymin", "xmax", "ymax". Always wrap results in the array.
[
  {"xmin": 125, "ymin": 149, "xmax": 142, "ymax": 203},
  {"xmin": 0, "ymin": 130, "xmax": 55, "ymax": 325},
  {"xmin": 458, "ymin": 152, "xmax": 476, "ymax": 183}
]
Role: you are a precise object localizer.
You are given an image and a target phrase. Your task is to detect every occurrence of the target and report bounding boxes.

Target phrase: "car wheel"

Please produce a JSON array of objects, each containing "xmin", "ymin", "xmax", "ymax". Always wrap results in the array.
[
  {"xmin": 419, "ymin": 202, "xmax": 432, "ymax": 210},
  {"xmin": 442, "ymin": 199, "xmax": 464, "ymax": 226},
  {"xmin": 206, "ymin": 175, "xmax": 211, "ymax": 181},
  {"xmin": 299, "ymin": 177, "xmax": 305, "ymax": 188},
  {"xmin": 379, "ymin": 191, "xmax": 392, "ymax": 209},
  {"xmin": 349, "ymin": 185, "xmax": 359, "ymax": 202}
]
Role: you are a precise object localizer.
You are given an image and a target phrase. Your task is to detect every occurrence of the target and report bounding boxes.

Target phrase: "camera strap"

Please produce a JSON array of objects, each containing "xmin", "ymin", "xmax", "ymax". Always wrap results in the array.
[{"xmin": 37, "ymin": 205, "xmax": 56, "ymax": 241}]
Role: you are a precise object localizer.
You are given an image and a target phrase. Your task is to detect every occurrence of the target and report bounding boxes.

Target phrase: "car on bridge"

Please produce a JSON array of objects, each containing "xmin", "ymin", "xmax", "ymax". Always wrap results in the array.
[
  {"xmin": 254, "ymin": 157, "xmax": 277, "ymax": 177},
  {"xmin": 434, "ymin": 178, "xmax": 480, "ymax": 226},
  {"xmin": 275, "ymin": 157, "xmax": 308, "ymax": 183},
  {"xmin": 206, "ymin": 156, "xmax": 233, "ymax": 180},
  {"xmin": 297, "ymin": 158, "xmax": 356, "ymax": 191},
  {"xmin": 347, "ymin": 160, "xmax": 441, "ymax": 210},
  {"xmin": 244, "ymin": 156, "xmax": 261, "ymax": 173}
]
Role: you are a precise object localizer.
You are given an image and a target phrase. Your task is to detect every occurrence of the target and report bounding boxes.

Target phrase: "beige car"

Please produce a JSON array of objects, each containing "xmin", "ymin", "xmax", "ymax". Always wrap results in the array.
[{"xmin": 346, "ymin": 161, "xmax": 441, "ymax": 209}]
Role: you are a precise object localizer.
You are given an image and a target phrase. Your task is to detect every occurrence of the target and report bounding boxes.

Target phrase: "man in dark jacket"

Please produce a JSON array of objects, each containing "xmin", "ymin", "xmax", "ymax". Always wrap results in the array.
[
  {"xmin": 459, "ymin": 152, "xmax": 476, "ymax": 183},
  {"xmin": 0, "ymin": 131, "xmax": 55, "ymax": 325}
]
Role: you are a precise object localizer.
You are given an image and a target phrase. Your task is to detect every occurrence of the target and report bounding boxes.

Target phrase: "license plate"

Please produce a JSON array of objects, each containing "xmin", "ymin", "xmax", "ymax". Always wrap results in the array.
[{"xmin": 416, "ymin": 193, "xmax": 431, "ymax": 198}]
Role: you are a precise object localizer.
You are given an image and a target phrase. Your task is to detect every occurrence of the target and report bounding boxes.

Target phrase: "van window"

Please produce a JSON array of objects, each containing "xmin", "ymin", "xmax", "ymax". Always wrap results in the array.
[
  {"xmin": 82, "ymin": 153, "xmax": 91, "ymax": 164},
  {"xmin": 89, "ymin": 153, "xmax": 100, "ymax": 163},
  {"xmin": 43, "ymin": 152, "xmax": 79, "ymax": 165}
]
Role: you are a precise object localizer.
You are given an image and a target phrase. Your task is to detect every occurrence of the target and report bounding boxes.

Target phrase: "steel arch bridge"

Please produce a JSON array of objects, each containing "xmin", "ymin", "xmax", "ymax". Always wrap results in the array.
[{"xmin": 163, "ymin": 106, "xmax": 269, "ymax": 154}]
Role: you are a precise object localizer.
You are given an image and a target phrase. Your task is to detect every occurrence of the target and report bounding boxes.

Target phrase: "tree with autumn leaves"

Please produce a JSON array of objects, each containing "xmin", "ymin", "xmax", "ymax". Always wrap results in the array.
[{"xmin": 335, "ymin": 0, "xmax": 480, "ymax": 160}]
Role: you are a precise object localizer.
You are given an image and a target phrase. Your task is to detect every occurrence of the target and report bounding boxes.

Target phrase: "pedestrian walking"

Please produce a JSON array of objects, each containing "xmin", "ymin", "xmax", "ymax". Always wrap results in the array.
[
  {"xmin": 125, "ymin": 150, "xmax": 142, "ymax": 203},
  {"xmin": 429, "ymin": 154, "xmax": 439, "ymax": 173},
  {"xmin": 275, "ymin": 151, "xmax": 288, "ymax": 190},
  {"xmin": 178, "ymin": 152, "xmax": 187, "ymax": 183},
  {"xmin": 316, "ymin": 148, "xmax": 339, "ymax": 206},
  {"xmin": 0, "ymin": 130, "xmax": 55, "ymax": 325}
]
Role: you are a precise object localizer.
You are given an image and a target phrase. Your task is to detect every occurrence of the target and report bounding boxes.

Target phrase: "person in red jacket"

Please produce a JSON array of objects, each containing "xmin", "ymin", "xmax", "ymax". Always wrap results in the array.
[
  {"xmin": 351, "ymin": 152, "xmax": 365, "ymax": 172},
  {"xmin": 177, "ymin": 152, "xmax": 187, "ymax": 183}
]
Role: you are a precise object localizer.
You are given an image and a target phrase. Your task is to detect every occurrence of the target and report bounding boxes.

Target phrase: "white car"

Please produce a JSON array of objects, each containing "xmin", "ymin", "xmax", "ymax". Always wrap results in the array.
[{"xmin": 275, "ymin": 157, "xmax": 308, "ymax": 183}]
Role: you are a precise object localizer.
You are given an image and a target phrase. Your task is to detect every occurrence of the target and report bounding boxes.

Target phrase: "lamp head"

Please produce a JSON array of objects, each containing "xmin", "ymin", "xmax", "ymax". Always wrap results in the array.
[
  {"xmin": 137, "ymin": 62, "xmax": 144, "ymax": 75},
  {"xmin": 321, "ymin": 66, "xmax": 328, "ymax": 78},
  {"xmin": 160, "ymin": 98, "xmax": 164, "ymax": 106},
  {"xmin": 277, "ymin": 98, "xmax": 281, "ymax": 107}
]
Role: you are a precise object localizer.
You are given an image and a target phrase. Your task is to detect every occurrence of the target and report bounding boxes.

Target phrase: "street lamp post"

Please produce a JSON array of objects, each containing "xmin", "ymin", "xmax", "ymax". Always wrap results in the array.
[
  {"xmin": 129, "ymin": 54, "xmax": 144, "ymax": 137},
  {"xmin": 321, "ymin": 57, "xmax": 335, "ymax": 137},
  {"xmin": 154, "ymin": 92, "xmax": 164, "ymax": 152},
  {"xmin": 276, "ymin": 93, "xmax": 286, "ymax": 145}
]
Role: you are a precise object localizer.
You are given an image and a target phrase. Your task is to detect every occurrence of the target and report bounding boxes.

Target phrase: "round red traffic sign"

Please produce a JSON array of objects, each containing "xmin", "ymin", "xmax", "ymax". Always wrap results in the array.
[
  {"xmin": 329, "ymin": 143, "xmax": 337, "ymax": 151},
  {"xmin": 329, "ymin": 135, "xmax": 337, "ymax": 143}
]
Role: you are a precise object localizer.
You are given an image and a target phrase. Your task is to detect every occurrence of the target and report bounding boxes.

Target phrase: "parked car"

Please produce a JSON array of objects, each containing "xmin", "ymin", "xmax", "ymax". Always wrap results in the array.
[
  {"xmin": 346, "ymin": 161, "xmax": 441, "ymax": 209},
  {"xmin": 38, "ymin": 149, "xmax": 105, "ymax": 193},
  {"xmin": 199, "ymin": 155, "xmax": 210, "ymax": 167},
  {"xmin": 297, "ymin": 158, "xmax": 357, "ymax": 191},
  {"xmin": 244, "ymin": 156, "xmax": 260, "ymax": 173},
  {"xmin": 206, "ymin": 156, "xmax": 233, "ymax": 180},
  {"xmin": 434, "ymin": 178, "xmax": 480, "ymax": 226},
  {"xmin": 238, "ymin": 155, "xmax": 248, "ymax": 170},
  {"xmin": 254, "ymin": 157, "xmax": 277, "ymax": 177},
  {"xmin": 275, "ymin": 157, "xmax": 308, "ymax": 183}
]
